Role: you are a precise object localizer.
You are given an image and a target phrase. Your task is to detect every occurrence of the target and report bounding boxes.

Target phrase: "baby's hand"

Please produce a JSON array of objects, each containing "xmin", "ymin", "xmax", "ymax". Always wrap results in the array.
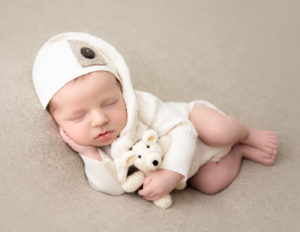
[
  {"xmin": 138, "ymin": 169, "xmax": 183, "ymax": 201},
  {"xmin": 59, "ymin": 128, "xmax": 102, "ymax": 161}
]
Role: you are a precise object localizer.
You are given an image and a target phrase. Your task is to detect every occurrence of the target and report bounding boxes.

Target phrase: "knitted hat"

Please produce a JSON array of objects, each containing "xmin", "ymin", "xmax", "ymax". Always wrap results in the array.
[
  {"xmin": 32, "ymin": 32, "xmax": 138, "ymax": 159},
  {"xmin": 34, "ymin": 32, "xmax": 124, "ymax": 108}
]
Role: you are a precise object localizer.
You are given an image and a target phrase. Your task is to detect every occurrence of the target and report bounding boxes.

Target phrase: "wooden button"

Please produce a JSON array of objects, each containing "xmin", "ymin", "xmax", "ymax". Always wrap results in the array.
[{"xmin": 80, "ymin": 47, "xmax": 95, "ymax": 59}]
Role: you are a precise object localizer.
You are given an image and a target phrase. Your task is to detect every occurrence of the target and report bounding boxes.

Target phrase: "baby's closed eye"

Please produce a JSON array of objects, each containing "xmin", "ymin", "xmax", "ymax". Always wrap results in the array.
[
  {"xmin": 66, "ymin": 112, "xmax": 87, "ymax": 121},
  {"xmin": 102, "ymin": 99, "xmax": 119, "ymax": 107}
]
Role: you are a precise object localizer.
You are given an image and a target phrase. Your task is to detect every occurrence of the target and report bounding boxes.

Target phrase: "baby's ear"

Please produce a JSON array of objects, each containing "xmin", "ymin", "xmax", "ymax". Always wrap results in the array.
[{"xmin": 142, "ymin": 129, "xmax": 159, "ymax": 144}]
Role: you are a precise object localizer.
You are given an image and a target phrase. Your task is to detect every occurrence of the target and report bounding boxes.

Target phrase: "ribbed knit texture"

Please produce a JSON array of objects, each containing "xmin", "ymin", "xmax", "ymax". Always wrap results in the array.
[
  {"xmin": 136, "ymin": 91, "xmax": 198, "ymax": 179},
  {"xmin": 79, "ymin": 154, "xmax": 124, "ymax": 195},
  {"xmin": 160, "ymin": 123, "xmax": 197, "ymax": 179}
]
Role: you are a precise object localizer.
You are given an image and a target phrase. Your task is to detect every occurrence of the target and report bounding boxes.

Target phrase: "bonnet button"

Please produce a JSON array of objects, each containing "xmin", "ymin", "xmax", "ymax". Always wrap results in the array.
[{"xmin": 80, "ymin": 47, "xmax": 95, "ymax": 59}]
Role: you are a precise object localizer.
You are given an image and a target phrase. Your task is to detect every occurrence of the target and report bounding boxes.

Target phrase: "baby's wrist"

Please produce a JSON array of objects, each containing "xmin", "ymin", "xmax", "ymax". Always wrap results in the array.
[{"xmin": 161, "ymin": 169, "xmax": 184, "ymax": 182}]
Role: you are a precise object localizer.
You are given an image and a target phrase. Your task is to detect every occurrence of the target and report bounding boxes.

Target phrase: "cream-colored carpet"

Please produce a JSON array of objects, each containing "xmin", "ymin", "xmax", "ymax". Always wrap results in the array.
[{"xmin": 1, "ymin": 0, "xmax": 299, "ymax": 231}]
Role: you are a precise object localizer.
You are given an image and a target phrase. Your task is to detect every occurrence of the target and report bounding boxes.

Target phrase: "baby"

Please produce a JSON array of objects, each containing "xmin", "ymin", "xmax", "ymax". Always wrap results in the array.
[{"xmin": 32, "ymin": 32, "xmax": 278, "ymax": 202}]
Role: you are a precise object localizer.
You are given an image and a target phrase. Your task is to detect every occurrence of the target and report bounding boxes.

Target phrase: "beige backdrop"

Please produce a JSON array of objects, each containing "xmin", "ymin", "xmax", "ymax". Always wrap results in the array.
[{"xmin": 1, "ymin": 0, "xmax": 299, "ymax": 231}]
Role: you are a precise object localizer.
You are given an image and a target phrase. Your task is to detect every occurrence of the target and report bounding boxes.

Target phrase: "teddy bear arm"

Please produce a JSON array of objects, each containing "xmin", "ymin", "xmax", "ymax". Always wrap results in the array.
[
  {"xmin": 122, "ymin": 171, "xmax": 145, "ymax": 193},
  {"xmin": 175, "ymin": 179, "xmax": 187, "ymax": 190},
  {"xmin": 153, "ymin": 194, "xmax": 172, "ymax": 209}
]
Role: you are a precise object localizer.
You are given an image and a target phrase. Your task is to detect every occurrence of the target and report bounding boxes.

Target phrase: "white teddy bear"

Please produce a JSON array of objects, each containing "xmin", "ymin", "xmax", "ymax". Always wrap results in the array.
[{"xmin": 119, "ymin": 129, "xmax": 186, "ymax": 209}]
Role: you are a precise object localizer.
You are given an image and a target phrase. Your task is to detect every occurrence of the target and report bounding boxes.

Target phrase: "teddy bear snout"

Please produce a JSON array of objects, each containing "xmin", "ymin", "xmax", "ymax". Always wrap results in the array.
[{"xmin": 146, "ymin": 153, "xmax": 162, "ymax": 170}]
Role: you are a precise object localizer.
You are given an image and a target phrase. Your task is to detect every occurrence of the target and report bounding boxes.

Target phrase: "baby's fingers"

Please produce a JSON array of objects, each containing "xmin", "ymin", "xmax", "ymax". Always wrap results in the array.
[
  {"xmin": 138, "ymin": 184, "xmax": 152, "ymax": 197},
  {"xmin": 59, "ymin": 128, "xmax": 69, "ymax": 141},
  {"xmin": 139, "ymin": 190, "xmax": 155, "ymax": 201},
  {"xmin": 139, "ymin": 189, "xmax": 160, "ymax": 201},
  {"xmin": 59, "ymin": 128, "xmax": 76, "ymax": 145},
  {"xmin": 59, "ymin": 128, "xmax": 80, "ymax": 149},
  {"xmin": 143, "ymin": 176, "xmax": 152, "ymax": 188}
]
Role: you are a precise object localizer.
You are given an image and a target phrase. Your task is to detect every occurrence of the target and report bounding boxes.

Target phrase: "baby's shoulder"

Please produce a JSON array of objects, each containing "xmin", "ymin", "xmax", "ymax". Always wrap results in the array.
[{"xmin": 135, "ymin": 90, "xmax": 158, "ymax": 99}]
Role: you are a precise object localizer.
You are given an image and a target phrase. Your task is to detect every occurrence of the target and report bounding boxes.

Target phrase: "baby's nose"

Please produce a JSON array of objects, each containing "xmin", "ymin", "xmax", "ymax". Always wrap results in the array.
[{"xmin": 91, "ymin": 109, "xmax": 109, "ymax": 127}]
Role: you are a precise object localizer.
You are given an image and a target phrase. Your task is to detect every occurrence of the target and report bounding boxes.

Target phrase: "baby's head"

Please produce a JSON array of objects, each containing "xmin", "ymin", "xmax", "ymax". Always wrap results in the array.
[
  {"xmin": 32, "ymin": 32, "xmax": 136, "ymax": 147},
  {"xmin": 48, "ymin": 71, "xmax": 127, "ymax": 147}
]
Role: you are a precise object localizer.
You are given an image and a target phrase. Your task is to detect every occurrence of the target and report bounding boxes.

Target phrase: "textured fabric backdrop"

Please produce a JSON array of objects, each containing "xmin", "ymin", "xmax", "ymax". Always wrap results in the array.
[{"xmin": 1, "ymin": 0, "xmax": 299, "ymax": 231}]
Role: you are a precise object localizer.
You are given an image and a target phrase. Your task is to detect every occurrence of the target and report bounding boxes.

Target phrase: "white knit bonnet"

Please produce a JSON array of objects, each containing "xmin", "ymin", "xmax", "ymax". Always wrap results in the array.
[{"xmin": 32, "ymin": 32, "xmax": 138, "ymax": 161}]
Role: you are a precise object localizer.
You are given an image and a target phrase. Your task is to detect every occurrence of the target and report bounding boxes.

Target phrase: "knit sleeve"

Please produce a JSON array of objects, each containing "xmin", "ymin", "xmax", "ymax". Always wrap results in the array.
[
  {"xmin": 160, "ymin": 122, "xmax": 197, "ymax": 180},
  {"xmin": 136, "ymin": 90, "xmax": 198, "ymax": 179},
  {"xmin": 79, "ymin": 153, "xmax": 125, "ymax": 195}
]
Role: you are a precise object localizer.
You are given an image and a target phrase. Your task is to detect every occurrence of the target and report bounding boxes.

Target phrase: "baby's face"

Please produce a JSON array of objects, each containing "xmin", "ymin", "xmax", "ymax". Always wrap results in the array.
[{"xmin": 50, "ymin": 71, "xmax": 127, "ymax": 147}]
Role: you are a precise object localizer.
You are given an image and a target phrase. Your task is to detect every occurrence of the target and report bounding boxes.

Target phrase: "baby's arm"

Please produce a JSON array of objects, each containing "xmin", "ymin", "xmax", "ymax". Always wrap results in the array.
[
  {"xmin": 136, "ymin": 91, "xmax": 198, "ymax": 200},
  {"xmin": 138, "ymin": 124, "xmax": 196, "ymax": 200},
  {"xmin": 59, "ymin": 128, "xmax": 102, "ymax": 161},
  {"xmin": 59, "ymin": 128, "xmax": 124, "ymax": 195},
  {"xmin": 138, "ymin": 169, "xmax": 183, "ymax": 201}
]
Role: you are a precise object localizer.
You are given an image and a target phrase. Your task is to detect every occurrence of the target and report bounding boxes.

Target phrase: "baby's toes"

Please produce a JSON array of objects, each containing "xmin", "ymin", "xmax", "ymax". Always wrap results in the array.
[
  {"xmin": 265, "ymin": 158, "xmax": 275, "ymax": 166},
  {"xmin": 272, "ymin": 147, "xmax": 278, "ymax": 157},
  {"xmin": 262, "ymin": 154, "xmax": 276, "ymax": 166},
  {"xmin": 269, "ymin": 133, "xmax": 279, "ymax": 144},
  {"xmin": 266, "ymin": 142, "xmax": 278, "ymax": 151},
  {"xmin": 267, "ymin": 131, "xmax": 277, "ymax": 137},
  {"xmin": 263, "ymin": 145, "xmax": 275, "ymax": 155}
]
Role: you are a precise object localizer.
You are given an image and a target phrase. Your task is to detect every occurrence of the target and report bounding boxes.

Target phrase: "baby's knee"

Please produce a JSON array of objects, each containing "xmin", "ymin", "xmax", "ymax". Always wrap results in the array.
[
  {"xmin": 189, "ymin": 104, "xmax": 239, "ymax": 147},
  {"xmin": 199, "ymin": 183, "xmax": 223, "ymax": 195},
  {"xmin": 199, "ymin": 117, "xmax": 236, "ymax": 147},
  {"xmin": 189, "ymin": 174, "xmax": 223, "ymax": 195}
]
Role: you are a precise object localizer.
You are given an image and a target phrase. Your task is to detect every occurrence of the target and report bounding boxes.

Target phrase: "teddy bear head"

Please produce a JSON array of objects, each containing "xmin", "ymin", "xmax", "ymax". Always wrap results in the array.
[
  {"xmin": 115, "ymin": 129, "xmax": 170, "ymax": 182},
  {"xmin": 131, "ymin": 129, "xmax": 163, "ymax": 173}
]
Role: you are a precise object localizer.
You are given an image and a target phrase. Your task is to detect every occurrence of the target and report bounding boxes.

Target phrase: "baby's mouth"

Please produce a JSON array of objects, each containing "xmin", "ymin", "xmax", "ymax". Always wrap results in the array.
[{"xmin": 96, "ymin": 131, "xmax": 114, "ymax": 142}]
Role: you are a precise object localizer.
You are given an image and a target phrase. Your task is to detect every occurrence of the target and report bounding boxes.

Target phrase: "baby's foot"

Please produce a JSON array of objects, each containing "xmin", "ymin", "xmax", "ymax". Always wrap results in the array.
[
  {"xmin": 238, "ymin": 145, "xmax": 276, "ymax": 166},
  {"xmin": 242, "ymin": 129, "xmax": 279, "ymax": 158}
]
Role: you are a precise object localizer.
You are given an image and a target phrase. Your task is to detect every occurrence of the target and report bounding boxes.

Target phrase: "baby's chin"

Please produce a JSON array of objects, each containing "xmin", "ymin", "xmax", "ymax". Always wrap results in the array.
[
  {"xmin": 90, "ymin": 137, "xmax": 116, "ymax": 148},
  {"xmin": 93, "ymin": 141, "xmax": 114, "ymax": 147},
  {"xmin": 70, "ymin": 139, "xmax": 113, "ymax": 148}
]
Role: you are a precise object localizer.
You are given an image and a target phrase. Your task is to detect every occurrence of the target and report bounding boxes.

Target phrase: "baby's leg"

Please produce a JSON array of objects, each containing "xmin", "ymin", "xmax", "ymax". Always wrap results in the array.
[
  {"xmin": 189, "ymin": 104, "xmax": 279, "ymax": 156},
  {"xmin": 188, "ymin": 144, "xmax": 276, "ymax": 194},
  {"xmin": 188, "ymin": 104, "xmax": 279, "ymax": 194},
  {"xmin": 242, "ymin": 128, "xmax": 278, "ymax": 157},
  {"xmin": 188, "ymin": 145, "xmax": 243, "ymax": 194},
  {"xmin": 189, "ymin": 104, "xmax": 248, "ymax": 147}
]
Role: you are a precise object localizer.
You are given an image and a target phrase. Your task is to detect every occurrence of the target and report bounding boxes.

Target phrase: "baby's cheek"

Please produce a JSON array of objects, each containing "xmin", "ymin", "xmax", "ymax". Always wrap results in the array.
[
  {"xmin": 110, "ymin": 108, "xmax": 127, "ymax": 129},
  {"xmin": 68, "ymin": 124, "xmax": 89, "ymax": 144},
  {"xmin": 119, "ymin": 109, "xmax": 128, "ymax": 128}
]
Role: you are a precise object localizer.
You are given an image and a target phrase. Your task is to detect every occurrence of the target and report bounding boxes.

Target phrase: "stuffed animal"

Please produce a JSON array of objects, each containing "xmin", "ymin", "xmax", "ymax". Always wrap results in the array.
[{"xmin": 120, "ymin": 129, "xmax": 186, "ymax": 209}]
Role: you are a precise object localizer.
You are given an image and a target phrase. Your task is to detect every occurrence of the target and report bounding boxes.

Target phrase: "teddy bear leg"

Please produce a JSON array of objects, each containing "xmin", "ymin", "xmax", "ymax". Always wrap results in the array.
[
  {"xmin": 122, "ymin": 171, "xmax": 145, "ymax": 193},
  {"xmin": 153, "ymin": 194, "xmax": 172, "ymax": 209},
  {"xmin": 175, "ymin": 180, "xmax": 187, "ymax": 190}
]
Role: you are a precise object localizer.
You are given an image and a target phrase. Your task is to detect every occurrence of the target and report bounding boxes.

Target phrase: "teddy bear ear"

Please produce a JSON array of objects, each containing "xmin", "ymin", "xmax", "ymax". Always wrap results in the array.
[
  {"xmin": 126, "ymin": 154, "xmax": 136, "ymax": 166},
  {"xmin": 142, "ymin": 129, "xmax": 159, "ymax": 144},
  {"xmin": 158, "ymin": 135, "xmax": 171, "ymax": 157},
  {"xmin": 114, "ymin": 150, "xmax": 136, "ymax": 182}
]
